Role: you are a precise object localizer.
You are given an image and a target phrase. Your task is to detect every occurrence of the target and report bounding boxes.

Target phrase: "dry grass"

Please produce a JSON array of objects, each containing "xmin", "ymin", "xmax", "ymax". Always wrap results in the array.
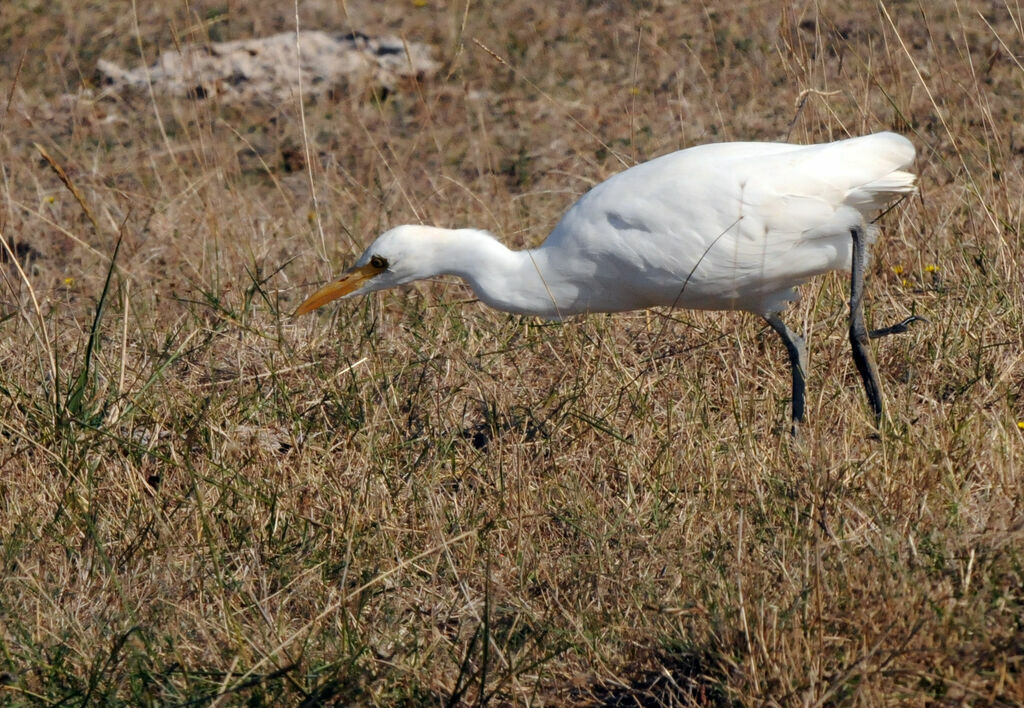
[{"xmin": 1, "ymin": 0, "xmax": 1023, "ymax": 705}]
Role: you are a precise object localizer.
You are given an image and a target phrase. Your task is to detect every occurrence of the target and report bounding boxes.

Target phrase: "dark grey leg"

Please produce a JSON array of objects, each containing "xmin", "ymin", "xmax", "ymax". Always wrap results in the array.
[
  {"xmin": 869, "ymin": 315, "xmax": 927, "ymax": 339},
  {"xmin": 849, "ymin": 226, "xmax": 884, "ymax": 422},
  {"xmin": 765, "ymin": 312, "xmax": 807, "ymax": 435}
]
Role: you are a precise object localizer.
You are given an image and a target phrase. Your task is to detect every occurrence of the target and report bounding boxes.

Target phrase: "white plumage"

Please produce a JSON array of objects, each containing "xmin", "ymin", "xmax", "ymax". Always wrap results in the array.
[{"xmin": 297, "ymin": 132, "xmax": 917, "ymax": 430}]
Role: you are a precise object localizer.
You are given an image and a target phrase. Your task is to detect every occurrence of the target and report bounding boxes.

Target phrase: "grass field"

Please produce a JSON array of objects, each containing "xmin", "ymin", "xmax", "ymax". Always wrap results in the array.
[{"xmin": 1, "ymin": 0, "xmax": 1022, "ymax": 704}]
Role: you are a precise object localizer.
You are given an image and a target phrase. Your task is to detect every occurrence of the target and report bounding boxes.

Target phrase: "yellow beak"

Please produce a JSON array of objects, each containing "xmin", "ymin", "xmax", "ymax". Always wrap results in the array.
[{"xmin": 294, "ymin": 263, "xmax": 385, "ymax": 316}]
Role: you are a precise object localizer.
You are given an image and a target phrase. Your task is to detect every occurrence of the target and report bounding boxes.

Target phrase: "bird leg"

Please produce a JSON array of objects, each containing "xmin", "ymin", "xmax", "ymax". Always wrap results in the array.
[
  {"xmin": 765, "ymin": 313, "xmax": 807, "ymax": 436},
  {"xmin": 849, "ymin": 226, "xmax": 883, "ymax": 422}
]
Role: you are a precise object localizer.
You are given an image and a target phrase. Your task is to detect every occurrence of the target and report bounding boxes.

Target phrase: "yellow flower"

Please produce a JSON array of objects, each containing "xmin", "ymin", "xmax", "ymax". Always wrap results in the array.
[
  {"xmin": 412, "ymin": 0, "xmax": 428, "ymax": 6},
  {"xmin": 64, "ymin": 277, "xmax": 74, "ymax": 286},
  {"xmin": 1018, "ymin": 421, "xmax": 1024, "ymax": 430},
  {"xmin": 891, "ymin": 264, "xmax": 904, "ymax": 275},
  {"xmin": 924, "ymin": 264, "xmax": 939, "ymax": 273},
  {"xmin": 629, "ymin": 86, "xmax": 642, "ymax": 95}
]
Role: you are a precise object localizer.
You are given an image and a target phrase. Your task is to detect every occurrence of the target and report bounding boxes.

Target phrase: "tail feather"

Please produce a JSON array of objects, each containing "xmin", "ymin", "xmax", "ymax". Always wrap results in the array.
[
  {"xmin": 823, "ymin": 133, "xmax": 916, "ymax": 210},
  {"xmin": 862, "ymin": 169, "xmax": 917, "ymax": 195},
  {"xmin": 847, "ymin": 168, "xmax": 917, "ymax": 210}
]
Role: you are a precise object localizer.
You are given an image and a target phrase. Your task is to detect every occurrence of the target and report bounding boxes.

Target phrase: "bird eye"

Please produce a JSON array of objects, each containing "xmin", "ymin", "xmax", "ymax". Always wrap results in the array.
[{"xmin": 369, "ymin": 255, "xmax": 388, "ymax": 269}]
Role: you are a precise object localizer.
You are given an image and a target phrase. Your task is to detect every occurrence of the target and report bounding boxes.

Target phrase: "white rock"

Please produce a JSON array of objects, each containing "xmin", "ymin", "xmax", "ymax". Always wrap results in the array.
[{"xmin": 98, "ymin": 31, "xmax": 440, "ymax": 102}]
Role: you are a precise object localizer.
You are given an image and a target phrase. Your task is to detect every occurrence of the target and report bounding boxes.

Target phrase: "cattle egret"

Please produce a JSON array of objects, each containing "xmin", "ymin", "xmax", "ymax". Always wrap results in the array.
[{"xmin": 297, "ymin": 132, "xmax": 917, "ymax": 431}]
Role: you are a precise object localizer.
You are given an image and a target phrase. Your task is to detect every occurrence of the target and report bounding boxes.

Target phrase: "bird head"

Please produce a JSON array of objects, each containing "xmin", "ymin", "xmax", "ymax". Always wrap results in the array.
[{"xmin": 293, "ymin": 226, "xmax": 436, "ymax": 316}]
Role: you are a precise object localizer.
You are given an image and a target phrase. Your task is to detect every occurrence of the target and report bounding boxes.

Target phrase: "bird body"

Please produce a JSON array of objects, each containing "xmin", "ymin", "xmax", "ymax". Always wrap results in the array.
[{"xmin": 297, "ymin": 132, "xmax": 917, "ymax": 428}]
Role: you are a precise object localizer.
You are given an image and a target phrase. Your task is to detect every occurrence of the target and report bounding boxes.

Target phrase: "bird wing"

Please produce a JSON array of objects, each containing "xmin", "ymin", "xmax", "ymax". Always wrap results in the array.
[
  {"xmin": 736, "ymin": 132, "xmax": 916, "ymax": 236},
  {"xmin": 538, "ymin": 133, "xmax": 915, "ymax": 313},
  {"xmin": 715, "ymin": 132, "xmax": 916, "ymax": 307}
]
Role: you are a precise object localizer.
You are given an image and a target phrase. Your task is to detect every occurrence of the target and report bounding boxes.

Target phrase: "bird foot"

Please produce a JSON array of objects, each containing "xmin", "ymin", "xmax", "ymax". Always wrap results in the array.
[{"xmin": 868, "ymin": 315, "xmax": 928, "ymax": 339}]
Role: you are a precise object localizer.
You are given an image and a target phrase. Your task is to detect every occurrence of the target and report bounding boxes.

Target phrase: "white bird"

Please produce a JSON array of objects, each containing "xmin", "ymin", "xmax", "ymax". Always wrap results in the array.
[{"xmin": 296, "ymin": 132, "xmax": 917, "ymax": 431}]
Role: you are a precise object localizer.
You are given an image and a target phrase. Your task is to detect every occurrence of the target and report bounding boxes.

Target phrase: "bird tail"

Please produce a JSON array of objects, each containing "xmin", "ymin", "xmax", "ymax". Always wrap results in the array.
[
  {"xmin": 832, "ymin": 132, "xmax": 916, "ymax": 211},
  {"xmin": 848, "ymin": 168, "xmax": 916, "ymax": 210}
]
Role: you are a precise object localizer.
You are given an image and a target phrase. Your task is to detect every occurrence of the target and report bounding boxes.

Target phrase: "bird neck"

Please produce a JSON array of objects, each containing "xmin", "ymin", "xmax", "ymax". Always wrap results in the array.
[{"xmin": 421, "ymin": 228, "xmax": 561, "ymax": 317}]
